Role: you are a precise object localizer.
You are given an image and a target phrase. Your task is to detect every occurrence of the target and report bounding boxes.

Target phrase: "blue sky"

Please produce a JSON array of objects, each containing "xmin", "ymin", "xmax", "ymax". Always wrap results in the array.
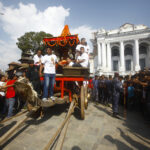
[
  {"xmin": 1, "ymin": 0, "xmax": 150, "ymax": 29},
  {"xmin": 0, "ymin": 0, "xmax": 150, "ymax": 69}
]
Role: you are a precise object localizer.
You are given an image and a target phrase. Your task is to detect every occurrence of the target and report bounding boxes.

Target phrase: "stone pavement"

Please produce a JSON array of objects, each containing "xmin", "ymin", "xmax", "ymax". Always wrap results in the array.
[{"xmin": 0, "ymin": 102, "xmax": 150, "ymax": 150}]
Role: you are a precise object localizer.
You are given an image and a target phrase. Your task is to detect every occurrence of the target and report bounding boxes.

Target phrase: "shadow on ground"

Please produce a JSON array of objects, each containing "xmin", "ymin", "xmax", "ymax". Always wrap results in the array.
[
  {"xmin": 72, "ymin": 146, "xmax": 81, "ymax": 150},
  {"xmin": 104, "ymin": 129, "xmax": 150, "ymax": 150},
  {"xmin": 93, "ymin": 101, "xmax": 150, "ymax": 150},
  {"xmin": 0, "ymin": 121, "xmax": 17, "ymax": 137},
  {"xmin": 0, "ymin": 102, "xmax": 83, "ymax": 149}
]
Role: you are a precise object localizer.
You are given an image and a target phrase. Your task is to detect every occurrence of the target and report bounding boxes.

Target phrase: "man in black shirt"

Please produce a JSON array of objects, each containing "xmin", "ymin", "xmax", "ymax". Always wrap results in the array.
[{"xmin": 26, "ymin": 60, "xmax": 41, "ymax": 96}]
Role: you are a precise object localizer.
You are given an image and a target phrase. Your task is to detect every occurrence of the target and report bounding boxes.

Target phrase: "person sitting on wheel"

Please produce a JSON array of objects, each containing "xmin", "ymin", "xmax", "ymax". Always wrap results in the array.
[{"xmin": 73, "ymin": 47, "xmax": 89, "ymax": 68}]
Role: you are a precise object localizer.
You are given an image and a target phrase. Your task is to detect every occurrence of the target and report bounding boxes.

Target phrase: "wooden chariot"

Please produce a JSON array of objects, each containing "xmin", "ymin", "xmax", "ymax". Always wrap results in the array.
[{"xmin": 41, "ymin": 25, "xmax": 91, "ymax": 119}]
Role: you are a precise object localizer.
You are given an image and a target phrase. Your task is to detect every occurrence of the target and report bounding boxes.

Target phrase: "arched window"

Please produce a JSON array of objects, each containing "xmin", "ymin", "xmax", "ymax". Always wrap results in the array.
[
  {"xmin": 139, "ymin": 45, "xmax": 147, "ymax": 54},
  {"xmin": 125, "ymin": 45, "xmax": 133, "ymax": 56},
  {"xmin": 112, "ymin": 46, "xmax": 119, "ymax": 57}
]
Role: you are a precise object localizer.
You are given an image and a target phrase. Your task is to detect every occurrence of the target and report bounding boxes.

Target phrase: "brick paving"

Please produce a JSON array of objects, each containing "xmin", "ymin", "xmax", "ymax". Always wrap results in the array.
[{"xmin": 0, "ymin": 102, "xmax": 150, "ymax": 150}]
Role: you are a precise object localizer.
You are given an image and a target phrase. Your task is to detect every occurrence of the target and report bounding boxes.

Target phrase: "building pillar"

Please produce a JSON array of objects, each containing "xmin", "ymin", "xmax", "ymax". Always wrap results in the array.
[
  {"xmin": 97, "ymin": 42, "xmax": 101, "ymax": 70},
  {"xmin": 148, "ymin": 45, "xmax": 150, "ymax": 67},
  {"xmin": 102, "ymin": 42, "xmax": 106, "ymax": 69},
  {"xmin": 134, "ymin": 39, "xmax": 140, "ymax": 71},
  {"xmin": 106, "ymin": 43, "xmax": 111, "ymax": 71},
  {"xmin": 120, "ymin": 41, "xmax": 125, "ymax": 72},
  {"xmin": 89, "ymin": 55, "xmax": 94, "ymax": 74}
]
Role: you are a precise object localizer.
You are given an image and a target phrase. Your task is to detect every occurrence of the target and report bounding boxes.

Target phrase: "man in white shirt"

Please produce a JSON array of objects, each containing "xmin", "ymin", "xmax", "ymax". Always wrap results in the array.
[
  {"xmin": 76, "ymin": 38, "xmax": 86, "ymax": 51},
  {"xmin": 75, "ymin": 38, "xmax": 85, "ymax": 60},
  {"xmin": 39, "ymin": 48, "xmax": 57, "ymax": 101},
  {"xmin": 73, "ymin": 47, "xmax": 89, "ymax": 67},
  {"xmin": 33, "ymin": 50, "xmax": 43, "ymax": 66},
  {"xmin": 76, "ymin": 38, "xmax": 90, "ymax": 54},
  {"xmin": 84, "ymin": 42, "xmax": 90, "ymax": 54}
]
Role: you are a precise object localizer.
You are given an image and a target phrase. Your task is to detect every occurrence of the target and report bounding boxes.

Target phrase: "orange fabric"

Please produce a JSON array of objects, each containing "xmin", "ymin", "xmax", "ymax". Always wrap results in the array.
[
  {"xmin": 6, "ymin": 80, "xmax": 16, "ymax": 99},
  {"xmin": 59, "ymin": 60, "xmax": 67, "ymax": 65},
  {"xmin": 56, "ymin": 60, "xmax": 68, "ymax": 69}
]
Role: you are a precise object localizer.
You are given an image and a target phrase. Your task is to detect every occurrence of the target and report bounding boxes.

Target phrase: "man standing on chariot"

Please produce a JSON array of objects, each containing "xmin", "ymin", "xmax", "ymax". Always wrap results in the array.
[
  {"xmin": 76, "ymin": 38, "xmax": 90, "ymax": 54},
  {"xmin": 39, "ymin": 47, "xmax": 57, "ymax": 101},
  {"xmin": 33, "ymin": 49, "xmax": 43, "ymax": 67}
]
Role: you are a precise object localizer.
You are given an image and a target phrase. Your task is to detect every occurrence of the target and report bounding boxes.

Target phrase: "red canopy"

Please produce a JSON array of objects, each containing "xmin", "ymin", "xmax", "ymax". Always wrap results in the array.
[{"xmin": 43, "ymin": 25, "xmax": 79, "ymax": 47}]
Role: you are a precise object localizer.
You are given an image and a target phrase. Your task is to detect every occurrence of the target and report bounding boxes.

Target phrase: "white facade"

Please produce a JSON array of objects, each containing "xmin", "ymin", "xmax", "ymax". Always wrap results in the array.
[{"xmin": 91, "ymin": 23, "xmax": 150, "ymax": 76}]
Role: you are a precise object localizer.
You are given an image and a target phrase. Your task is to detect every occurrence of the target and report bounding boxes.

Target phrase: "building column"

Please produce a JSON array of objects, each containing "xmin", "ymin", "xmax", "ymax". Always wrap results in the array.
[
  {"xmin": 102, "ymin": 42, "xmax": 106, "ymax": 69},
  {"xmin": 97, "ymin": 42, "xmax": 101, "ymax": 69},
  {"xmin": 148, "ymin": 45, "xmax": 150, "ymax": 67},
  {"xmin": 134, "ymin": 39, "xmax": 140, "ymax": 71},
  {"xmin": 106, "ymin": 43, "xmax": 111, "ymax": 71},
  {"xmin": 120, "ymin": 41, "xmax": 125, "ymax": 72}
]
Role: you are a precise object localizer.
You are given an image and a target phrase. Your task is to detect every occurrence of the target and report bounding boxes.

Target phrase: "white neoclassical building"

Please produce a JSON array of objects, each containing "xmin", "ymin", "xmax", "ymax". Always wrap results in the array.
[{"xmin": 91, "ymin": 23, "xmax": 150, "ymax": 76}]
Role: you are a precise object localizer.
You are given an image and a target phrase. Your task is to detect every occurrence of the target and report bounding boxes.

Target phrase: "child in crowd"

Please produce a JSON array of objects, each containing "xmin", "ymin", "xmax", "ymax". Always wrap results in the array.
[{"xmin": 127, "ymin": 82, "xmax": 135, "ymax": 110}]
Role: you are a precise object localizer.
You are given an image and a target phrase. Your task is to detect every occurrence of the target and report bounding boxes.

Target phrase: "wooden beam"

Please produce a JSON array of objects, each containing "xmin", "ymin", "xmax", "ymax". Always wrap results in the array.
[
  {"xmin": 43, "ymin": 100, "xmax": 75, "ymax": 150},
  {"xmin": 0, "ymin": 107, "xmax": 40, "ymax": 145}
]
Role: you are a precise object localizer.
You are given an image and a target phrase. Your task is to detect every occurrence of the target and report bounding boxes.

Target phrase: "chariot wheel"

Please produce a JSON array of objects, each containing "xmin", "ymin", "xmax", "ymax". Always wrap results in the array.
[
  {"xmin": 80, "ymin": 86, "xmax": 85, "ymax": 120},
  {"xmin": 84, "ymin": 85, "xmax": 88, "ymax": 110},
  {"xmin": 86, "ymin": 86, "xmax": 92, "ymax": 101}
]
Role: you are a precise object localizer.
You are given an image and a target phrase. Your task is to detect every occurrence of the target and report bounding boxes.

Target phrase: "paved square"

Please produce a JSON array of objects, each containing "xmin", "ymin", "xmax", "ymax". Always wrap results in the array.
[{"xmin": 0, "ymin": 102, "xmax": 150, "ymax": 150}]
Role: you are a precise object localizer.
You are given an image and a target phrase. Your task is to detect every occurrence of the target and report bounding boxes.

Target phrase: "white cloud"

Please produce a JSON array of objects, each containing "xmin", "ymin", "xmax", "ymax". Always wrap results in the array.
[
  {"xmin": 0, "ymin": 2, "xmax": 95, "ymax": 70},
  {"xmin": 0, "ymin": 2, "xmax": 70, "ymax": 40},
  {"xmin": 0, "ymin": 2, "xmax": 70, "ymax": 70},
  {"xmin": 0, "ymin": 40, "xmax": 21, "ymax": 70}
]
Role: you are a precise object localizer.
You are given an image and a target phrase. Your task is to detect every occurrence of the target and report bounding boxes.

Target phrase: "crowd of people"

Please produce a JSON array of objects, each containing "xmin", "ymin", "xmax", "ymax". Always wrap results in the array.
[
  {"xmin": 0, "ymin": 38, "xmax": 90, "ymax": 119},
  {"xmin": 92, "ymin": 70, "xmax": 150, "ymax": 119},
  {"xmin": 1, "ymin": 36, "xmax": 150, "ymax": 121}
]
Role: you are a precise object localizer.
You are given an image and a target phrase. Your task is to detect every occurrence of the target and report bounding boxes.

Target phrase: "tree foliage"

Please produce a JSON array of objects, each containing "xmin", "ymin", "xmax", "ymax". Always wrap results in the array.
[{"xmin": 16, "ymin": 31, "xmax": 53, "ymax": 54}]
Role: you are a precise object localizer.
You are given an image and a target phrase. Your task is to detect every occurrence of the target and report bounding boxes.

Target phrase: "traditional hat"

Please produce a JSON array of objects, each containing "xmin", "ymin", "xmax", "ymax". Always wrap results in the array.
[
  {"xmin": 8, "ymin": 62, "xmax": 21, "ymax": 68},
  {"xmin": 18, "ymin": 63, "xmax": 29, "ymax": 70}
]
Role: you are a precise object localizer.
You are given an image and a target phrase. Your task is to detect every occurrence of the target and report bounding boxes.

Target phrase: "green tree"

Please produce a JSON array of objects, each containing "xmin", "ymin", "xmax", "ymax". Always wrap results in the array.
[{"xmin": 16, "ymin": 31, "xmax": 53, "ymax": 54}]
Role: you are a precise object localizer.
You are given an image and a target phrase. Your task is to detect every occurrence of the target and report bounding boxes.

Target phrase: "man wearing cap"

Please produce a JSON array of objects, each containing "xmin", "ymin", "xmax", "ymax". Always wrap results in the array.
[{"xmin": 112, "ymin": 73, "xmax": 123, "ymax": 117}]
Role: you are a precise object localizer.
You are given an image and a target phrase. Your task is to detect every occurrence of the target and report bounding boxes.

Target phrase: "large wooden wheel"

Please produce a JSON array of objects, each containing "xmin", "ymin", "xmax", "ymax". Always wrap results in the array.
[
  {"xmin": 84, "ymin": 85, "xmax": 88, "ymax": 110},
  {"xmin": 87, "ymin": 87, "xmax": 92, "ymax": 101},
  {"xmin": 80, "ymin": 86, "xmax": 85, "ymax": 120}
]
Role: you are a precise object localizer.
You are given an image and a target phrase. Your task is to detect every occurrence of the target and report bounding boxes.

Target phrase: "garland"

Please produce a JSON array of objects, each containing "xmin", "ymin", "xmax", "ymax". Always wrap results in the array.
[
  {"xmin": 43, "ymin": 36, "xmax": 79, "ymax": 47},
  {"xmin": 47, "ymin": 41, "xmax": 57, "ymax": 47},
  {"xmin": 68, "ymin": 39, "xmax": 75, "ymax": 47},
  {"xmin": 76, "ymin": 37, "xmax": 79, "ymax": 45},
  {"xmin": 57, "ymin": 38, "xmax": 67, "ymax": 47}
]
